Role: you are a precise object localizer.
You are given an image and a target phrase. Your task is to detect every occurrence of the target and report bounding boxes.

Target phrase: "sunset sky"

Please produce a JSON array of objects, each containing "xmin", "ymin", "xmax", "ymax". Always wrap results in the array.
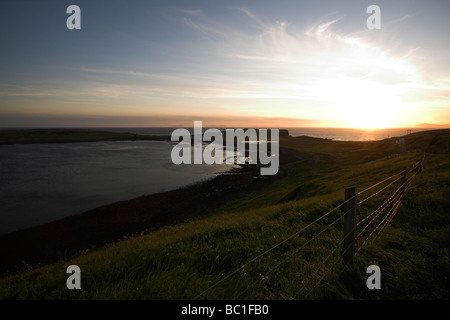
[{"xmin": 0, "ymin": 0, "xmax": 449, "ymax": 128}]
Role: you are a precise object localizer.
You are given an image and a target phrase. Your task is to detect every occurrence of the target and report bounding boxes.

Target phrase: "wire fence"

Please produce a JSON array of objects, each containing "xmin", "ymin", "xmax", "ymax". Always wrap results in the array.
[{"xmin": 193, "ymin": 153, "xmax": 425, "ymax": 300}]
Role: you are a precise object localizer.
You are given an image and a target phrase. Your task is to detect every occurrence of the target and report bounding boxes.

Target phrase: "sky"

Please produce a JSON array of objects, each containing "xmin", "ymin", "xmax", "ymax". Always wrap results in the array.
[{"xmin": 0, "ymin": 0, "xmax": 449, "ymax": 128}]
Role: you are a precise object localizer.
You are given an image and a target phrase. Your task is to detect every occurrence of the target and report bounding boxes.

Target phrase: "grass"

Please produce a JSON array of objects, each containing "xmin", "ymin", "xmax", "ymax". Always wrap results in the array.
[{"xmin": 0, "ymin": 129, "xmax": 449, "ymax": 300}]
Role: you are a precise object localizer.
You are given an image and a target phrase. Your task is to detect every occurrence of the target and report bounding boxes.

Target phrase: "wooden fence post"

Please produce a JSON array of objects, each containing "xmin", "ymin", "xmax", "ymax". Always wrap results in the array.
[{"xmin": 343, "ymin": 186, "xmax": 357, "ymax": 271}]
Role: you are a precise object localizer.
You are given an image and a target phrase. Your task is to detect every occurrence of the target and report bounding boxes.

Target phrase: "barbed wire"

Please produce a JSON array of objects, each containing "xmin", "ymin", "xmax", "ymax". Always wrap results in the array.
[
  {"xmin": 294, "ymin": 231, "xmax": 343, "ymax": 299},
  {"xmin": 357, "ymin": 162, "xmax": 420, "ymax": 199},
  {"xmin": 356, "ymin": 171, "xmax": 417, "ymax": 254},
  {"xmin": 357, "ymin": 175, "xmax": 403, "ymax": 204},
  {"xmin": 373, "ymin": 172, "xmax": 417, "ymax": 240},
  {"xmin": 193, "ymin": 155, "xmax": 424, "ymax": 300},
  {"xmin": 301, "ymin": 159, "xmax": 422, "ymax": 298},
  {"xmin": 232, "ymin": 213, "xmax": 344, "ymax": 300},
  {"xmin": 301, "ymin": 235, "xmax": 357, "ymax": 299},
  {"xmin": 193, "ymin": 194, "xmax": 358, "ymax": 299},
  {"xmin": 357, "ymin": 171, "xmax": 403, "ymax": 196},
  {"xmin": 356, "ymin": 177, "xmax": 408, "ymax": 229},
  {"xmin": 363, "ymin": 195, "xmax": 403, "ymax": 245}
]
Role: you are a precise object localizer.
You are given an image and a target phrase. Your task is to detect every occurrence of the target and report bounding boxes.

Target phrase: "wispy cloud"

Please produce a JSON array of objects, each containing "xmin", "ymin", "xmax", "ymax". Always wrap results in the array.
[
  {"xmin": 172, "ymin": 8, "xmax": 449, "ymax": 125},
  {"xmin": 305, "ymin": 18, "xmax": 341, "ymax": 37},
  {"xmin": 385, "ymin": 13, "xmax": 418, "ymax": 28},
  {"xmin": 176, "ymin": 8, "xmax": 203, "ymax": 16},
  {"xmin": 234, "ymin": 7, "xmax": 267, "ymax": 30},
  {"xmin": 74, "ymin": 10, "xmax": 449, "ymax": 108}
]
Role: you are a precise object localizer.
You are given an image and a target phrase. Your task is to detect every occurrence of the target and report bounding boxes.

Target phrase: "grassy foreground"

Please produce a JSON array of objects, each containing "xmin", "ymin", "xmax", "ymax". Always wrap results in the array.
[{"xmin": 0, "ymin": 129, "xmax": 449, "ymax": 299}]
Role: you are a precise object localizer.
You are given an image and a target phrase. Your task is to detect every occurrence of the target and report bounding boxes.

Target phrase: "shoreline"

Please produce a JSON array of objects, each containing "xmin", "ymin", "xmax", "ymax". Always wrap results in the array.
[{"xmin": 0, "ymin": 147, "xmax": 300, "ymax": 278}]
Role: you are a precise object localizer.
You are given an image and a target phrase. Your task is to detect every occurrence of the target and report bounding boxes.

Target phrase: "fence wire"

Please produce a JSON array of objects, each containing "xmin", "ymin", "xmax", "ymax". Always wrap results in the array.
[{"xmin": 193, "ymin": 155, "xmax": 424, "ymax": 300}]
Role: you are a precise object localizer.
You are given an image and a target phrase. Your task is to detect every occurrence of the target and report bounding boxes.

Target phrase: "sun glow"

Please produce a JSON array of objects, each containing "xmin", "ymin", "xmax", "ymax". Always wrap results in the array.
[
  {"xmin": 238, "ymin": 19, "xmax": 423, "ymax": 129},
  {"xmin": 325, "ymin": 77, "xmax": 404, "ymax": 129},
  {"xmin": 301, "ymin": 35, "xmax": 414, "ymax": 129}
]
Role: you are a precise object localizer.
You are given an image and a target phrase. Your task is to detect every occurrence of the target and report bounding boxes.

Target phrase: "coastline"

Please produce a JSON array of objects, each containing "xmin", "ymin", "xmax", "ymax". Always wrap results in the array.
[
  {"xmin": 0, "ymin": 128, "xmax": 171, "ymax": 145},
  {"xmin": 0, "ymin": 147, "xmax": 300, "ymax": 277}
]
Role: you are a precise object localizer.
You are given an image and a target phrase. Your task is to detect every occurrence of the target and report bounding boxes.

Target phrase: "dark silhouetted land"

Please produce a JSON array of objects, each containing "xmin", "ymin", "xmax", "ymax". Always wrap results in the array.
[{"xmin": 0, "ymin": 128, "xmax": 170, "ymax": 144}]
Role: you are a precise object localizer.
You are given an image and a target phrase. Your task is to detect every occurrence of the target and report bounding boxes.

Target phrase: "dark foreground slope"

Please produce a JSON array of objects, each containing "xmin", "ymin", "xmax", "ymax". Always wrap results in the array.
[{"xmin": 0, "ymin": 128, "xmax": 169, "ymax": 144}]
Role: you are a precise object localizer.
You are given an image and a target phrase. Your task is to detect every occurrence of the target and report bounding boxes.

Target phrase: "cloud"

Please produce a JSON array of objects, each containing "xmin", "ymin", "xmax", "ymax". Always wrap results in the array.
[
  {"xmin": 176, "ymin": 8, "xmax": 203, "ymax": 16},
  {"xmin": 0, "ymin": 112, "xmax": 324, "ymax": 128},
  {"xmin": 305, "ymin": 18, "xmax": 341, "ymax": 37},
  {"xmin": 75, "ymin": 11, "xmax": 448, "ymax": 108},
  {"xmin": 385, "ymin": 13, "xmax": 418, "ymax": 28},
  {"xmin": 234, "ymin": 7, "xmax": 267, "ymax": 30}
]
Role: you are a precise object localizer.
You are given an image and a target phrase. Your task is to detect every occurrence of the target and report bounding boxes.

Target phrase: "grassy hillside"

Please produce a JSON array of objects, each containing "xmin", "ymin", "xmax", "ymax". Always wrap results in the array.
[{"xmin": 0, "ymin": 129, "xmax": 448, "ymax": 299}]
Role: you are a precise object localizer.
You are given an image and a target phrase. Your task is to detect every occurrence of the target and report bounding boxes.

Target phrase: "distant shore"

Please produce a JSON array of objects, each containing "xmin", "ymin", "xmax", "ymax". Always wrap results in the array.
[
  {"xmin": 0, "ymin": 128, "xmax": 171, "ymax": 145},
  {"xmin": 0, "ymin": 128, "xmax": 290, "ymax": 145},
  {"xmin": 2, "ymin": 127, "xmax": 445, "ymax": 145}
]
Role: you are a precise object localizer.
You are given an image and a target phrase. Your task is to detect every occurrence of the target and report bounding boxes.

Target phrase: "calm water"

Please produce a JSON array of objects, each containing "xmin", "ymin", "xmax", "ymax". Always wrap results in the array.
[
  {"xmin": 286, "ymin": 127, "xmax": 431, "ymax": 141},
  {"xmin": 0, "ymin": 140, "xmax": 235, "ymax": 235},
  {"xmin": 97, "ymin": 127, "xmax": 432, "ymax": 141}
]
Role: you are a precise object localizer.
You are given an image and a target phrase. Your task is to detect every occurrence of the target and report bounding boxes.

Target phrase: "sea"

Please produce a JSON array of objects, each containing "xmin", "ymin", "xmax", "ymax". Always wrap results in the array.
[
  {"xmin": 99, "ymin": 127, "xmax": 430, "ymax": 141},
  {"xmin": 0, "ymin": 127, "xmax": 434, "ymax": 235}
]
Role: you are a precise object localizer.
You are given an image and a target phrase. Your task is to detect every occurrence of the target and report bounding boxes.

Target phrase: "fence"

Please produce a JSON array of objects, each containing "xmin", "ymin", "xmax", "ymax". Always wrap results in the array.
[{"xmin": 193, "ymin": 153, "xmax": 426, "ymax": 300}]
